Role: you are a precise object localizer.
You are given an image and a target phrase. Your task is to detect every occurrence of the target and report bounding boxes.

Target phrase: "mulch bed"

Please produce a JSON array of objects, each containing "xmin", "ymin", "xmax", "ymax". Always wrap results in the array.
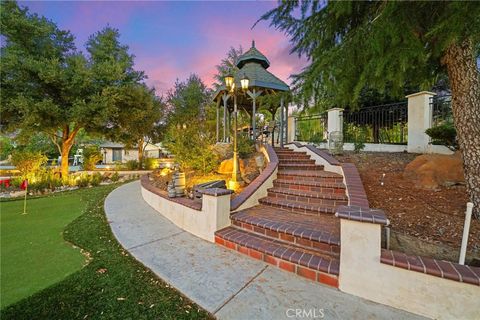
[{"xmin": 336, "ymin": 152, "xmax": 479, "ymax": 253}]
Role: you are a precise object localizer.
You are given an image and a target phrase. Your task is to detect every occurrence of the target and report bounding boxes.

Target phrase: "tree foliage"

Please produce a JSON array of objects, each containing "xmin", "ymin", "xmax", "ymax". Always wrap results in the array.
[
  {"xmin": 259, "ymin": 1, "xmax": 479, "ymax": 107},
  {"xmin": 260, "ymin": 0, "xmax": 480, "ymax": 215},
  {"xmin": 213, "ymin": 46, "xmax": 244, "ymax": 89},
  {"xmin": 0, "ymin": 1, "xmax": 147, "ymax": 177},
  {"xmin": 166, "ymin": 74, "xmax": 211, "ymax": 125},
  {"xmin": 101, "ymin": 83, "xmax": 165, "ymax": 167}
]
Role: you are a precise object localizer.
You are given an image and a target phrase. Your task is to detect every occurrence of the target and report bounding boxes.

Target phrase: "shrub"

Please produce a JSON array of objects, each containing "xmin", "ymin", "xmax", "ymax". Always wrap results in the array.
[
  {"xmin": 310, "ymin": 132, "xmax": 326, "ymax": 144},
  {"xmin": 111, "ymin": 171, "xmax": 120, "ymax": 182},
  {"xmin": 114, "ymin": 161, "xmax": 125, "ymax": 171},
  {"xmin": 91, "ymin": 173, "xmax": 102, "ymax": 186},
  {"xmin": 77, "ymin": 173, "xmax": 91, "ymax": 188},
  {"xmin": 125, "ymin": 160, "xmax": 139, "ymax": 170},
  {"xmin": 164, "ymin": 124, "xmax": 219, "ymax": 174},
  {"xmin": 11, "ymin": 151, "xmax": 48, "ymax": 181},
  {"xmin": 426, "ymin": 124, "xmax": 457, "ymax": 150},
  {"xmin": 235, "ymin": 135, "xmax": 255, "ymax": 158},
  {"xmin": 354, "ymin": 140, "xmax": 366, "ymax": 153},
  {"xmin": 0, "ymin": 136, "xmax": 14, "ymax": 161},
  {"xmin": 143, "ymin": 157, "xmax": 158, "ymax": 170},
  {"xmin": 82, "ymin": 146, "xmax": 103, "ymax": 170},
  {"xmin": 38, "ymin": 169, "xmax": 62, "ymax": 190}
]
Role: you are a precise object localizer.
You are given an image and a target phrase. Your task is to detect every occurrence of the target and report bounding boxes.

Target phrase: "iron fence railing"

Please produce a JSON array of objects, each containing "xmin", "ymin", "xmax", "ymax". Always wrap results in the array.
[
  {"xmin": 431, "ymin": 94, "xmax": 453, "ymax": 126},
  {"xmin": 343, "ymin": 102, "xmax": 408, "ymax": 144},
  {"xmin": 294, "ymin": 113, "xmax": 327, "ymax": 143}
]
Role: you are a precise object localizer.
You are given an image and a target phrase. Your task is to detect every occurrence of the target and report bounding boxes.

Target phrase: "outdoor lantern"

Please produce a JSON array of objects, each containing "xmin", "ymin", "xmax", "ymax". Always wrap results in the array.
[
  {"xmin": 240, "ymin": 74, "xmax": 249, "ymax": 91},
  {"xmin": 224, "ymin": 73, "xmax": 234, "ymax": 90}
]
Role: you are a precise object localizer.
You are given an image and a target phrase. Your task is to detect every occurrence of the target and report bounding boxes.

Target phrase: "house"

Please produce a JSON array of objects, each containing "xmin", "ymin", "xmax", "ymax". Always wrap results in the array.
[{"xmin": 99, "ymin": 142, "xmax": 170, "ymax": 164}]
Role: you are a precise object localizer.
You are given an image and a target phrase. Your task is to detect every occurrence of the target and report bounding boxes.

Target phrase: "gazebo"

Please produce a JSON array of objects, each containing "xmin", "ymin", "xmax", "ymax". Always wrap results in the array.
[{"xmin": 213, "ymin": 41, "xmax": 290, "ymax": 147}]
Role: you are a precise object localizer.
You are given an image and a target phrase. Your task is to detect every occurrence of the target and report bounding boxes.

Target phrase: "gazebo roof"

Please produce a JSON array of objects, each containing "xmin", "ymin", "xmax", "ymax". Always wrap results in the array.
[
  {"xmin": 213, "ymin": 41, "xmax": 289, "ymax": 102},
  {"xmin": 236, "ymin": 40, "xmax": 270, "ymax": 69}
]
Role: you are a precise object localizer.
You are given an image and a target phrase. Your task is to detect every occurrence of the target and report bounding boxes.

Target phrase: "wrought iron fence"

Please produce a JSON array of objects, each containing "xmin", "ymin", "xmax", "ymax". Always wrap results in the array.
[
  {"xmin": 294, "ymin": 113, "xmax": 327, "ymax": 143},
  {"xmin": 343, "ymin": 102, "xmax": 408, "ymax": 144},
  {"xmin": 431, "ymin": 94, "xmax": 453, "ymax": 126}
]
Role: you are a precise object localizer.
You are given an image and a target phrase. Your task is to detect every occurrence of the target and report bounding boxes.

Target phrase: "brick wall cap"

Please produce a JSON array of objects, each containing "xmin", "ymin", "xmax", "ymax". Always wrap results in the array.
[
  {"xmin": 199, "ymin": 188, "xmax": 234, "ymax": 196},
  {"xmin": 335, "ymin": 205, "xmax": 390, "ymax": 226}
]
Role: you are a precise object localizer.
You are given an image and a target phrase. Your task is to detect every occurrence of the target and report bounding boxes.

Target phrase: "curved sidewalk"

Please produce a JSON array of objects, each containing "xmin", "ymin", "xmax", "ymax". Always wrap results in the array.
[{"xmin": 105, "ymin": 181, "xmax": 427, "ymax": 320}]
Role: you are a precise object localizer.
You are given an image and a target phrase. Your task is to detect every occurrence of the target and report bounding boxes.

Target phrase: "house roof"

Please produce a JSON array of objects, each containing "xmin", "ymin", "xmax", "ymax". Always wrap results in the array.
[{"xmin": 100, "ymin": 142, "xmax": 125, "ymax": 148}]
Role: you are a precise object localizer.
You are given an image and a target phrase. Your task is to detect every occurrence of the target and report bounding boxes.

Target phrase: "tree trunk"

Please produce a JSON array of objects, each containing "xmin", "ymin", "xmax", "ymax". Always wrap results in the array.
[
  {"xmin": 60, "ymin": 140, "xmax": 73, "ymax": 179},
  {"xmin": 137, "ymin": 137, "xmax": 144, "ymax": 169},
  {"xmin": 442, "ymin": 39, "xmax": 480, "ymax": 218},
  {"xmin": 59, "ymin": 126, "xmax": 80, "ymax": 180}
]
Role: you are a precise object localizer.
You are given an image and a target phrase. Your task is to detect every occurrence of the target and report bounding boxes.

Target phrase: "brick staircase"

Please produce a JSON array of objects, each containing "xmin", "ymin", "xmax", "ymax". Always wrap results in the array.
[{"xmin": 215, "ymin": 147, "xmax": 347, "ymax": 287}]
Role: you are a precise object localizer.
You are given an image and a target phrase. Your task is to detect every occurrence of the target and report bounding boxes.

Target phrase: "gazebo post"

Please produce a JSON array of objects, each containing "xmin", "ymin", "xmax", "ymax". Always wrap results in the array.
[
  {"xmin": 247, "ymin": 89, "xmax": 262, "ymax": 141},
  {"xmin": 284, "ymin": 100, "xmax": 288, "ymax": 146},
  {"xmin": 227, "ymin": 109, "xmax": 231, "ymax": 143},
  {"xmin": 216, "ymin": 98, "xmax": 221, "ymax": 142},
  {"xmin": 222, "ymin": 93, "xmax": 229, "ymax": 142},
  {"xmin": 280, "ymin": 97, "xmax": 284, "ymax": 147}
]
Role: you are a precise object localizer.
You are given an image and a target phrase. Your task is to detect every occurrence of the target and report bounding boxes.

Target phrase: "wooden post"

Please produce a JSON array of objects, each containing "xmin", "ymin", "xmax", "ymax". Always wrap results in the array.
[
  {"xmin": 280, "ymin": 97, "xmax": 284, "ymax": 147},
  {"xmin": 284, "ymin": 100, "xmax": 288, "ymax": 145},
  {"xmin": 247, "ymin": 89, "xmax": 262, "ymax": 141},
  {"xmin": 216, "ymin": 98, "xmax": 221, "ymax": 142}
]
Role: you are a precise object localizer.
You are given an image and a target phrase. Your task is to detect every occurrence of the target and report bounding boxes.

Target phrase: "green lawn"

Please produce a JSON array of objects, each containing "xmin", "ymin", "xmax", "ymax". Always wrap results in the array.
[
  {"xmin": 1, "ymin": 192, "xmax": 87, "ymax": 308},
  {"xmin": 1, "ymin": 185, "xmax": 212, "ymax": 319}
]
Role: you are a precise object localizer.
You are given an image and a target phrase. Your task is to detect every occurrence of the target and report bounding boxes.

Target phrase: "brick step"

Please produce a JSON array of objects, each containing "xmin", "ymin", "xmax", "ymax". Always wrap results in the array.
[
  {"xmin": 267, "ymin": 188, "xmax": 348, "ymax": 207},
  {"xmin": 273, "ymin": 179, "xmax": 345, "ymax": 194},
  {"xmin": 274, "ymin": 147, "xmax": 293, "ymax": 152},
  {"xmin": 274, "ymin": 179, "xmax": 346, "ymax": 194},
  {"xmin": 259, "ymin": 197, "xmax": 336, "ymax": 215},
  {"xmin": 278, "ymin": 163, "xmax": 324, "ymax": 171},
  {"xmin": 278, "ymin": 158, "xmax": 316, "ymax": 164},
  {"xmin": 277, "ymin": 152, "xmax": 308, "ymax": 157},
  {"xmin": 277, "ymin": 170, "xmax": 344, "ymax": 183},
  {"xmin": 215, "ymin": 227, "xmax": 339, "ymax": 287},
  {"xmin": 231, "ymin": 207, "xmax": 340, "ymax": 256}
]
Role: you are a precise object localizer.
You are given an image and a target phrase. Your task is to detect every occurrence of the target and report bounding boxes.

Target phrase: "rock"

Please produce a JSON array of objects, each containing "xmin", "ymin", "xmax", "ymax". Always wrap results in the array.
[
  {"xmin": 403, "ymin": 152, "xmax": 464, "ymax": 189},
  {"xmin": 212, "ymin": 142, "xmax": 232, "ymax": 160},
  {"xmin": 217, "ymin": 158, "xmax": 245, "ymax": 174}
]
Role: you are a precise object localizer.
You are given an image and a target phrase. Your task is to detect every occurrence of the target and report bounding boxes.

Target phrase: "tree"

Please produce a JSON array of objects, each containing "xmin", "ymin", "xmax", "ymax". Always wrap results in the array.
[
  {"xmin": 1, "ymin": 2, "xmax": 144, "ymax": 178},
  {"xmin": 213, "ymin": 46, "xmax": 244, "ymax": 89},
  {"xmin": 102, "ymin": 84, "xmax": 164, "ymax": 168},
  {"xmin": 260, "ymin": 1, "xmax": 480, "ymax": 216},
  {"xmin": 166, "ymin": 74, "xmax": 211, "ymax": 125}
]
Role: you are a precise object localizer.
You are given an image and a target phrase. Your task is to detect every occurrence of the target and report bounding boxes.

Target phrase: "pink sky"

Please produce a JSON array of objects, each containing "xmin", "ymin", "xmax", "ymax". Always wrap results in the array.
[{"xmin": 20, "ymin": 1, "xmax": 308, "ymax": 96}]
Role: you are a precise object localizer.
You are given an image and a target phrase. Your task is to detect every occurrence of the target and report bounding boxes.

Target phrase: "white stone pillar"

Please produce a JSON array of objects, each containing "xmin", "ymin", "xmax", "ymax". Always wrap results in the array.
[
  {"xmin": 200, "ymin": 188, "xmax": 233, "ymax": 242},
  {"xmin": 406, "ymin": 91, "xmax": 436, "ymax": 153},
  {"xmin": 287, "ymin": 116, "xmax": 296, "ymax": 143},
  {"xmin": 327, "ymin": 108, "xmax": 344, "ymax": 137}
]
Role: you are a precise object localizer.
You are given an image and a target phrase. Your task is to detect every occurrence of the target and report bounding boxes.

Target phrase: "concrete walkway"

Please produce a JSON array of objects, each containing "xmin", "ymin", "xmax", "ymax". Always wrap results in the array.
[{"xmin": 105, "ymin": 181, "xmax": 428, "ymax": 320}]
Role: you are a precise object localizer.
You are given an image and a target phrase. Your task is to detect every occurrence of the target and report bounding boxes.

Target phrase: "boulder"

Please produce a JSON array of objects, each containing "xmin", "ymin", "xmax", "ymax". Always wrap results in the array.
[
  {"xmin": 217, "ymin": 158, "xmax": 245, "ymax": 174},
  {"xmin": 403, "ymin": 152, "xmax": 464, "ymax": 189},
  {"xmin": 212, "ymin": 142, "xmax": 233, "ymax": 160}
]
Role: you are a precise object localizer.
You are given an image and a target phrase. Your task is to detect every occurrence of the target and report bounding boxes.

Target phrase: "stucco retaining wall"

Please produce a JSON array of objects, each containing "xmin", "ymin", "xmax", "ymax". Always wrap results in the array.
[{"xmin": 339, "ymin": 218, "xmax": 479, "ymax": 319}]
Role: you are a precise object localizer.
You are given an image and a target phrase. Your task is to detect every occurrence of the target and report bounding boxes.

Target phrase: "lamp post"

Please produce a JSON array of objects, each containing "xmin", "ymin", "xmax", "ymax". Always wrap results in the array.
[{"xmin": 224, "ymin": 72, "xmax": 249, "ymax": 190}]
